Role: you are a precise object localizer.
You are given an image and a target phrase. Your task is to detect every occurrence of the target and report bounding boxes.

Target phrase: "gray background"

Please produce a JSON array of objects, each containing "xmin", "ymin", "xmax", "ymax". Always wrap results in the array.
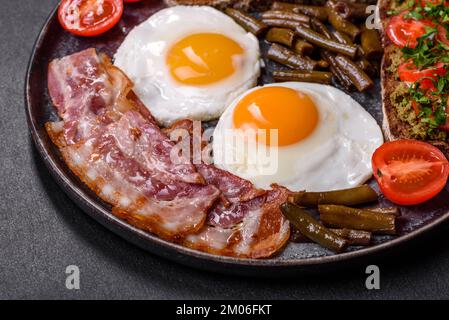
[{"xmin": 1, "ymin": 0, "xmax": 449, "ymax": 300}]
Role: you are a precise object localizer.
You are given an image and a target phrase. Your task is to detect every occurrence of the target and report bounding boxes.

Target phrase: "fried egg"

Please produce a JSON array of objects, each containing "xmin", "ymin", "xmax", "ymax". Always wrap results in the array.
[
  {"xmin": 114, "ymin": 6, "xmax": 261, "ymax": 126},
  {"xmin": 213, "ymin": 82, "xmax": 384, "ymax": 192}
]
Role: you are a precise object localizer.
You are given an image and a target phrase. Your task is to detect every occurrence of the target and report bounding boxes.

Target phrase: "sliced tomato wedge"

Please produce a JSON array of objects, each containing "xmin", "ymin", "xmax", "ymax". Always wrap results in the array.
[
  {"xmin": 372, "ymin": 140, "xmax": 449, "ymax": 206},
  {"xmin": 398, "ymin": 61, "xmax": 447, "ymax": 89},
  {"xmin": 58, "ymin": 0, "xmax": 124, "ymax": 37},
  {"xmin": 437, "ymin": 25, "xmax": 449, "ymax": 46},
  {"xmin": 386, "ymin": 11, "xmax": 434, "ymax": 48}
]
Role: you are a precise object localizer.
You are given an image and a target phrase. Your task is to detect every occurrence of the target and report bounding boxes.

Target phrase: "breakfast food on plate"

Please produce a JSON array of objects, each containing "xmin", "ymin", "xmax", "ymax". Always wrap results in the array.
[
  {"xmin": 46, "ymin": 48, "xmax": 291, "ymax": 258},
  {"xmin": 162, "ymin": 119, "xmax": 291, "ymax": 258},
  {"xmin": 213, "ymin": 82, "xmax": 384, "ymax": 192},
  {"xmin": 114, "ymin": 6, "xmax": 261, "ymax": 126},
  {"xmin": 46, "ymin": 49, "xmax": 222, "ymax": 240},
  {"xmin": 379, "ymin": 0, "xmax": 449, "ymax": 156},
  {"xmin": 44, "ymin": 0, "xmax": 449, "ymax": 258}
]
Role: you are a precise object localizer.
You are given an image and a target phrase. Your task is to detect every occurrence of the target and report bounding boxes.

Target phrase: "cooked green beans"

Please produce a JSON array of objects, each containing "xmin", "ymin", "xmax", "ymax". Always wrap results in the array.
[
  {"xmin": 319, "ymin": 205, "xmax": 397, "ymax": 235},
  {"xmin": 293, "ymin": 39, "xmax": 314, "ymax": 55},
  {"xmin": 294, "ymin": 25, "xmax": 358, "ymax": 58},
  {"xmin": 290, "ymin": 185, "xmax": 378, "ymax": 207},
  {"xmin": 331, "ymin": 30, "xmax": 376, "ymax": 78},
  {"xmin": 331, "ymin": 29, "xmax": 354, "ymax": 45},
  {"xmin": 262, "ymin": 10, "xmax": 310, "ymax": 24},
  {"xmin": 267, "ymin": 43, "xmax": 316, "ymax": 70},
  {"xmin": 281, "ymin": 203, "xmax": 349, "ymax": 253},
  {"xmin": 262, "ymin": 18, "xmax": 308, "ymax": 30},
  {"xmin": 266, "ymin": 27, "xmax": 295, "ymax": 47},
  {"xmin": 310, "ymin": 18, "xmax": 333, "ymax": 39},
  {"xmin": 330, "ymin": 229, "xmax": 372, "ymax": 246},
  {"xmin": 360, "ymin": 27, "xmax": 383, "ymax": 60},
  {"xmin": 368, "ymin": 207, "xmax": 402, "ymax": 217},
  {"xmin": 328, "ymin": 0, "xmax": 370, "ymax": 20},
  {"xmin": 271, "ymin": 1, "xmax": 329, "ymax": 21},
  {"xmin": 291, "ymin": 227, "xmax": 372, "ymax": 246},
  {"xmin": 327, "ymin": 7, "xmax": 361, "ymax": 41},
  {"xmin": 273, "ymin": 70, "xmax": 332, "ymax": 84},
  {"xmin": 356, "ymin": 58, "xmax": 376, "ymax": 77},
  {"xmin": 225, "ymin": 8, "xmax": 267, "ymax": 36},
  {"xmin": 293, "ymin": 5, "xmax": 328, "ymax": 21},
  {"xmin": 334, "ymin": 54, "xmax": 373, "ymax": 92}
]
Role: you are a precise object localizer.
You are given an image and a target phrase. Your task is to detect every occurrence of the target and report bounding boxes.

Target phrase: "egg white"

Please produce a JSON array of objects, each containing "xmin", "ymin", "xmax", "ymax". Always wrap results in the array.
[
  {"xmin": 114, "ymin": 6, "xmax": 261, "ymax": 127},
  {"xmin": 213, "ymin": 82, "xmax": 384, "ymax": 192}
]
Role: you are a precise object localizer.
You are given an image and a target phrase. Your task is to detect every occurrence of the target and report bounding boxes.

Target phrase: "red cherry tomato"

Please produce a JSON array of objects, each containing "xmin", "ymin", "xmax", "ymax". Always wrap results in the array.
[
  {"xmin": 372, "ymin": 140, "xmax": 449, "ymax": 206},
  {"xmin": 398, "ymin": 61, "xmax": 447, "ymax": 89},
  {"xmin": 386, "ymin": 11, "xmax": 434, "ymax": 48},
  {"xmin": 58, "ymin": 0, "xmax": 124, "ymax": 37}
]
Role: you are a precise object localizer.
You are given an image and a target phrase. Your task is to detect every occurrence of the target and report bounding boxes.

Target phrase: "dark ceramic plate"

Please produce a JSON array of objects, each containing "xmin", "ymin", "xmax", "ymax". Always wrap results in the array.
[{"xmin": 25, "ymin": 1, "xmax": 449, "ymax": 276}]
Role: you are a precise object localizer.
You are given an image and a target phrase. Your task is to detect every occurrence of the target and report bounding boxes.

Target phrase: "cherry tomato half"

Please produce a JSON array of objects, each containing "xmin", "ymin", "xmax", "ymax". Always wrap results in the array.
[
  {"xmin": 398, "ymin": 61, "xmax": 447, "ymax": 89},
  {"xmin": 58, "ymin": 0, "xmax": 124, "ymax": 37},
  {"xmin": 372, "ymin": 140, "xmax": 449, "ymax": 206},
  {"xmin": 386, "ymin": 11, "xmax": 434, "ymax": 48},
  {"xmin": 437, "ymin": 25, "xmax": 449, "ymax": 46}
]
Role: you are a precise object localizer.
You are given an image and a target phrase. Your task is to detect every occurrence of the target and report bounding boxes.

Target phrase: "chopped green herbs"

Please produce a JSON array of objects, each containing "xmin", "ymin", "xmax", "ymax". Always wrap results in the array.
[{"xmin": 394, "ymin": 0, "xmax": 449, "ymax": 135}]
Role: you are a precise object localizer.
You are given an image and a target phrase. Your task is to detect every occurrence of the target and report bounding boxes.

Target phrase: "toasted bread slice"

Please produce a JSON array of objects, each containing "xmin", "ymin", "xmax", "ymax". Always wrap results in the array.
[{"xmin": 378, "ymin": 0, "xmax": 449, "ymax": 157}]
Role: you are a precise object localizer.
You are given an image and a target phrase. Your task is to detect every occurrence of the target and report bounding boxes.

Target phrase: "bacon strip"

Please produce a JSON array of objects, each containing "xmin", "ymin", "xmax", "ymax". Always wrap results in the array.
[
  {"xmin": 46, "ymin": 49, "xmax": 220, "ymax": 241},
  {"xmin": 47, "ymin": 49, "xmax": 290, "ymax": 258},
  {"xmin": 185, "ymin": 186, "xmax": 291, "ymax": 259},
  {"xmin": 165, "ymin": 120, "xmax": 291, "ymax": 258}
]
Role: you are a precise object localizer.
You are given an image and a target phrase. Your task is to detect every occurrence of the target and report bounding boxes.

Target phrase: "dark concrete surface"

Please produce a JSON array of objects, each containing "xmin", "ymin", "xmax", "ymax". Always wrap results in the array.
[{"xmin": 1, "ymin": 0, "xmax": 449, "ymax": 300}]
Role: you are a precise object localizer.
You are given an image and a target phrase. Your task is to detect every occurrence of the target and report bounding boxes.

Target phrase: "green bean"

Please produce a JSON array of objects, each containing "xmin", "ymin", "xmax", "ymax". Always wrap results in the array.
[
  {"xmin": 327, "ymin": 0, "xmax": 370, "ymax": 20},
  {"xmin": 331, "ymin": 29, "xmax": 354, "ymax": 45},
  {"xmin": 262, "ymin": 18, "xmax": 309, "ymax": 30},
  {"xmin": 271, "ymin": 2, "xmax": 329, "ymax": 21},
  {"xmin": 368, "ymin": 207, "xmax": 402, "ymax": 217},
  {"xmin": 293, "ymin": 39, "xmax": 314, "ymax": 55},
  {"xmin": 334, "ymin": 54, "xmax": 373, "ymax": 92},
  {"xmin": 281, "ymin": 203, "xmax": 349, "ymax": 253},
  {"xmin": 317, "ymin": 59, "xmax": 329, "ymax": 69},
  {"xmin": 310, "ymin": 18, "xmax": 333, "ymax": 39},
  {"xmin": 294, "ymin": 5, "xmax": 328, "ymax": 21},
  {"xmin": 266, "ymin": 28, "xmax": 295, "ymax": 47},
  {"xmin": 273, "ymin": 70, "xmax": 332, "ymax": 84},
  {"xmin": 321, "ymin": 51, "xmax": 354, "ymax": 90},
  {"xmin": 290, "ymin": 185, "xmax": 378, "ymax": 207},
  {"xmin": 262, "ymin": 10, "xmax": 310, "ymax": 24},
  {"xmin": 267, "ymin": 43, "xmax": 316, "ymax": 70},
  {"xmin": 356, "ymin": 58, "xmax": 376, "ymax": 77},
  {"xmin": 331, "ymin": 30, "xmax": 376, "ymax": 78},
  {"xmin": 360, "ymin": 27, "xmax": 383, "ymax": 60},
  {"xmin": 225, "ymin": 8, "xmax": 267, "ymax": 36},
  {"xmin": 327, "ymin": 7, "xmax": 360, "ymax": 41},
  {"xmin": 294, "ymin": 25, "xmax": 358, "ymax": 58},
  {"xmin": 319, "ymin": 205, "xmax": 397, "ymax": 235},
  {"xmin": 307, "ymin": 18, "xmax": 354, "ymax": 89},
  {"xmin": 271, "ymin": 2, "xmax": 304, "ymax": 11},
  {"xmin": 330, "ymin": 229, "xmax": 372, "ymax": 246}
]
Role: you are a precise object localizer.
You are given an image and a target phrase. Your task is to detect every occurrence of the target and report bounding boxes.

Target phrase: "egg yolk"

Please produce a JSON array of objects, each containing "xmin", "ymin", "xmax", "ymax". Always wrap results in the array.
[
  {"xmin": 233, "ymin": 87, "xmax": 319, "ymax": 146},
  {"xmin": 166, "ymin": 33, "xmax": 244, "ymax": 86}
]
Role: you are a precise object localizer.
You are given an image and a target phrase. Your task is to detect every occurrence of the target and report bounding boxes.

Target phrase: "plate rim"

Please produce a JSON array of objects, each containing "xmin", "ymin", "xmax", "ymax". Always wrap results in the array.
[{"xmin": 24, "ymin": 1, "xmax": 449, "ymax": 271}]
